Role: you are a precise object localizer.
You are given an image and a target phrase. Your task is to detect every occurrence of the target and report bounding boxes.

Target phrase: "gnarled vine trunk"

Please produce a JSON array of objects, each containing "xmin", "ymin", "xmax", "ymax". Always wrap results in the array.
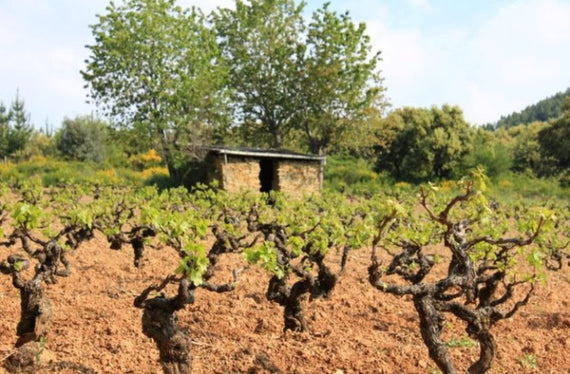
[
  {"xmin": 1, "ymin": 258, "xmax": 53, "ymax": 374},
  {"xmin": 134, "ymin": 278, "xmax": 193, "ymax": 374},
  {"xmin": 266, "ymin": 275, "xmax": 309, "ymax": 332}
]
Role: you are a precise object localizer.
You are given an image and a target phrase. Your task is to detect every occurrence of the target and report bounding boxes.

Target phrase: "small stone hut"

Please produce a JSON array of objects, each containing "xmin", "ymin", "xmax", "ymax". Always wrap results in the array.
[{"xmin": 205, "ymin": 146, "xmax": 326, "ymax": 195}]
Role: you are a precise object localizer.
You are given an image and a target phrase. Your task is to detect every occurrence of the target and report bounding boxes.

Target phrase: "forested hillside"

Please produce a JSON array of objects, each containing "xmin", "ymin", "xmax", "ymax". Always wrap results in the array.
[{"xmin": 492, "ymin": 87, "xmax": 570, "ymax": 128}]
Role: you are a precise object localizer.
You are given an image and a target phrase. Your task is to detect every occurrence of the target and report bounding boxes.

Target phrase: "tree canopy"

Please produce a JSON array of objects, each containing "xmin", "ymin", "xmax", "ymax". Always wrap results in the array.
[
  {"xmin": 213, "ymin": 0, "xmax": 386, "ymax": 154},
  {"xmin": 213, "ymin": 0, "xmax": 305, "ymax": 149},
  {"xmin": 0, "ymin": 92, "xmax": 33, "ymax": 159},
  {"xmin": 298, "ymin": 3, "xmax": 386, "ymax": 155},
  {"xmin": 82, "ymin": 0, "xmax": 229, "ymax": 178},
  {"xmin": 83, "ymin": 0, "xmax": 385, "ymax": 160},
  {"xmin": 376, "ymin": 105, "xmax": 472, "ymax": 182},
  {"xmin": 538, "ymin": 98, "xmax": 570, "ymax": 177},
  {"xmin": 56, "ymin": 116, "xmax": 108, "ymax": 162},
  {"xmin": 492, "ymin": 87, "xmax": 570, "ymax": 129}
]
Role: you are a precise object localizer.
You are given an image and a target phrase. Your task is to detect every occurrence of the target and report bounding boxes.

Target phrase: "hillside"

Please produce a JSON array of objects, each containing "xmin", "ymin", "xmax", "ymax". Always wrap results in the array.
[{"xmin": 492, "ymin": 87, "xmax": 570, "ymax": 129}]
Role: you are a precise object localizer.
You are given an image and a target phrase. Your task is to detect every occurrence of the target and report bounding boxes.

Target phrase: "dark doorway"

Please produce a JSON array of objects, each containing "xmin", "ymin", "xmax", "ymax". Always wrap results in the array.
[{"xmin": 259, "ymin": 158, "xmax": 274, "ymax": 192}]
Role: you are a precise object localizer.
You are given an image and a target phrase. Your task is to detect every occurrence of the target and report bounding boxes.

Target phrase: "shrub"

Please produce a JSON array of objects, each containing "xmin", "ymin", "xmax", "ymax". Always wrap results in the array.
[
  {"xmin": 324, "ymin": 155, "xmax": 388, "ymax": 194},
  {"xmin": 56, "ymin": 116, "xmax": 107, "ymax": 162}
]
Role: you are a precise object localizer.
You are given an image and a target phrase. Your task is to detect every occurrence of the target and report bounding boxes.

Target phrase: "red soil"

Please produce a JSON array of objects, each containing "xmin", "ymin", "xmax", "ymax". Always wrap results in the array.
[{"xmin": 1, "ymin": 233, "xmax": 569, "ymax": 373}]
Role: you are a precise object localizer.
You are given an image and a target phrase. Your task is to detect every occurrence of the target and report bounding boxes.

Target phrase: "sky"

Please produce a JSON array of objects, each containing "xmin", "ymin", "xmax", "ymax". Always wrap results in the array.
[{"xmin": 1, "ymin": 0, "xmax": 569, "ymax": 129}]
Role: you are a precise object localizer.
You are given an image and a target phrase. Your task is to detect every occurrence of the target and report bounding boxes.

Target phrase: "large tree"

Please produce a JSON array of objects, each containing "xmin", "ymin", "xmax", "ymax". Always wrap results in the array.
[
  {"xmin": 82, "ymin": 0, "xmax": 229, "ymax": 179},
  {"xmin": 213, "ymin": 0, "xmax": 305, "ymax": 149},
  {"xmin": 376, "ymin": 105, "xmax": 473, "ymax": 182},
  {"xmin": 213, "ymin": 0, "xmax": 385, "ymax": 153},
  {"xmin": 508, "ymin": 122, "xmax": 552, "ymax": 176},
  {"xmin": 298, "ymin": 3, "xmax": 385, "ymax": 155}
]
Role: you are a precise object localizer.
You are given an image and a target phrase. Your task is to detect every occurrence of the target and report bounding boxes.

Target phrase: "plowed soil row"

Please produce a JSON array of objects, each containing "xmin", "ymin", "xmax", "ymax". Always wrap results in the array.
[{"xmin": 1, "ymin": 232, "xmax": 569, "ymax": 373}]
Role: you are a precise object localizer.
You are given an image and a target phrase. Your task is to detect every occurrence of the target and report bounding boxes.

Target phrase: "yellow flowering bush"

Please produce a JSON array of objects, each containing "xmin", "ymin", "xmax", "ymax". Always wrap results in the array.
[
  {"xmin": 94, "ymin": 169, "xmax": 121, "ymax": 185},
  {"xmin": 141, "ymin": 166, "xmax": 169, "ymax": 178},
  {"xmin": 129, "ymin": 149, "xmax": 163, "ymax": 170}
]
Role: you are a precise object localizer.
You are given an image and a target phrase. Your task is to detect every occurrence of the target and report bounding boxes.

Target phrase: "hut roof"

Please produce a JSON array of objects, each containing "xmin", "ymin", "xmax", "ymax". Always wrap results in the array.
[{"xmin": 207, "ymin": 146, "xmax": 326, "ymax": 162}]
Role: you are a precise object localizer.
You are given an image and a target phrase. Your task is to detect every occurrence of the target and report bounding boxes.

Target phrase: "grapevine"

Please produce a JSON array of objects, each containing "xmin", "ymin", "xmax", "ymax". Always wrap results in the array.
[{"xmin": 0, "ymin": 175, "xmax": 567, "ymax": 373}]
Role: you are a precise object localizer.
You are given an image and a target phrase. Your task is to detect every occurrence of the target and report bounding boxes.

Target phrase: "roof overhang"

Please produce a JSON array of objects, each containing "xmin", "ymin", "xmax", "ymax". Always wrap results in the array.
[{"xmin": 207, "ymin": 146, "xmax": 326, "ymax": 162}]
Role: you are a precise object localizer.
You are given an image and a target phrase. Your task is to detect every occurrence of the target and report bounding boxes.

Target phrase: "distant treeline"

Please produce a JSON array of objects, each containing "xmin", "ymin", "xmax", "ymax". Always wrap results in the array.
[
  {"xmin": 1, "ymin": 92, "xmax": 568, "ymax": 191},
  {"xmin": 491, "ymin": 87, "xmax": 570, "ymax": 129}
]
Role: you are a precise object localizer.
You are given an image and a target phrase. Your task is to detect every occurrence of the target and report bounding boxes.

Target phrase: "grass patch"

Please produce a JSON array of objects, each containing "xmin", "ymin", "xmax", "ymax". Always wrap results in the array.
[
  {"xmin": 520, "ymin": 353, "xmax": 538, "ymax": 369},
  {"xmin": 445, "ymin": 336, "xmax": 477, "ymax": 349},
  {"xmin": 0, "ymin": 157, "xmax": 170, "ymax": 187}
]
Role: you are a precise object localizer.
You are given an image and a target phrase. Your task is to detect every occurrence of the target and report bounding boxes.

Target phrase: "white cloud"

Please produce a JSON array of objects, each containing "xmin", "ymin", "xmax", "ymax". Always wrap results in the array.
[
  {"xmin": 405, "ymin": 0, "xmax": 434, "ymax": 13},
  {"xmin": 463, "ymin": 0, "xmax": 570, "ymax": 123},
  {"xmin": 364, "ymin": 0, "xmax": 570, "ymax": 124}
]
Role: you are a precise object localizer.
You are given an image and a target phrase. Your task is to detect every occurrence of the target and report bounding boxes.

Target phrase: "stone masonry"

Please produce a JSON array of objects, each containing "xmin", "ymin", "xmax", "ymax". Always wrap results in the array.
[
  {"xmin": 214, "ymin": 157, "xmax": 262, "ymax": 193},
  {"xmin": 208, "ymin": 153, "xmax": 323, "ymax": 196},
  {"xmin": 274, "ymin": 160, "xmax": 321, "ymax": 195}
]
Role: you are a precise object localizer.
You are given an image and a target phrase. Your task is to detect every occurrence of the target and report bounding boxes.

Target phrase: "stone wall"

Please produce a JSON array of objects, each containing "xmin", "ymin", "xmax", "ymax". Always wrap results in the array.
[
  {"xmin": 275, "ymin": 160, "xmax": 321, "ymax": 196},
  {"xmin": 214, "ymin": 156, "xmax": 261, "ymax": 193},
  {"xmin": 208, "ymin": 155, "xmax": 322, "ymax": 195}
]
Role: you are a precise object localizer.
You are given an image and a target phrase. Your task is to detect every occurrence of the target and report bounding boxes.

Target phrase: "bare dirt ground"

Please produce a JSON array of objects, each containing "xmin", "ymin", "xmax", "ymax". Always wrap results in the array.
[{"xmin": 1, "ymin": 232, "xmax": 569, "ymax": 374}]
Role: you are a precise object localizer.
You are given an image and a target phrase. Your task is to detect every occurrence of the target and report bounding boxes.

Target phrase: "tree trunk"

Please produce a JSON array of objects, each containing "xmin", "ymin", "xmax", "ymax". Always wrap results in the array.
[
  {"xmin": 15, "ymin": 283, "xmax": 52, "ymax": 348},
  {"xmin": 4, "ymin": 277, "xmax": 52, "ymax": 374},
  {"xmin": 283, "ymin": 300, "xmax": 307, "ymax": 332},
  {"xmin": 414, "ymin": 295, "xmax": 458, "ymax": 374},
  {"xmin": 270, "ymin": 122, "xmax": 283, "ymax": 149},
  {"xmin": 136, "ymin": 280, "xmax": 193, "ymax": 374},
  {"xmin": 266, "ymin": 276, "xmax": 309, "ymax": 332},
  {"xmin": 468, "ymin": 327, "xmax": 496, "ymax": 374},
  {"xmin": 131, "ymin": 237, "xmax": 144, "ymax": 268},
  {"xmin": 153, "ymin": 331, "xmax": 192, "ymax": 374}
]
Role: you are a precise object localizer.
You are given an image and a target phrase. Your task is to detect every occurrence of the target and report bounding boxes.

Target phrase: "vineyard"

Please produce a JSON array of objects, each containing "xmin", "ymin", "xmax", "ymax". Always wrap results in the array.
[{"xmin": 0, "ymin": 171, "xmax": 569, "ymax": 374}]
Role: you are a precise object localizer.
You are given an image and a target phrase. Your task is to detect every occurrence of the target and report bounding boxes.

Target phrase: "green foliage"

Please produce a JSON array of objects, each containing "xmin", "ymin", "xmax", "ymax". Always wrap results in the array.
[
  {"xmin": 214, "ymin": 0, "xmax": 305, "ymax": 149},
  {"xmin": 485, "ymin": 113, "xmax": 568, "ymax": 183},
  {"xmin": 460, "ymin": 129, "xmax": 512, "ymax": 178},
  {"xmin": 520, "ymin": 353, "xmax": 538, "ymax": 369},
  {"xmin": 493, "ymin": 87, "xmax": 570, "ymax": 129},
  {"xmin": 296, "ymin": 3, "xmax": 386, "ymax": 155},
  {"xmin": 489, "ymin": 172, "xmax": 569, "ymax": 204},
  {"xmin": 445, "ymin": 336, "xmax": 476, "ymax": 349},
  {"xmin": 0, "ymin": 92, "xmax": 33, "ymax": 159},
  {"xmin": 12, "ymin": 202, "xmax": 42, "ymax": 229},
  {"xmin": 175, "ymin": 243, "xmax": 208, "ymax": 285},
  {"xmin": 35, "ymin": 336, "xmax": 47, "ymax": 367},
  {"xmin": 14, "ymin": 132, "xmax": 57, "ymax": 161},
  {"xmin": 323, "ymin": 155, "xmax": 386, "ymax": 194},
  {"xmin": 508, "ymin": 122, "xmax": 554, "ymax": 176},
  {"xmin": 244, "ymin": 241, "xmax": 284, "ymax": 278},
  {"xmin": 376, "ymin": 105, "xmax": 473, "ymax": 182},
  {"xmin": 213, "ymin": 0, "xmax": 386, "ymax": 153},
  {"xmin": 537, "ymin": 103, "xmax": 570, "ymax": 180},
  {"xmin": 0, "ymin": 157, "xmax": 162, "ymax": 187},
  {"xmin": 82, "ymin": 0, "xmax": 229, "ymax": 179},
  {"xmin": 12, "ymin": 259, "xmax": 26, "ymax": 273},
  {"xmin": 56, "ymin": 115, "xmax": 108, "ymax": 162}
]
